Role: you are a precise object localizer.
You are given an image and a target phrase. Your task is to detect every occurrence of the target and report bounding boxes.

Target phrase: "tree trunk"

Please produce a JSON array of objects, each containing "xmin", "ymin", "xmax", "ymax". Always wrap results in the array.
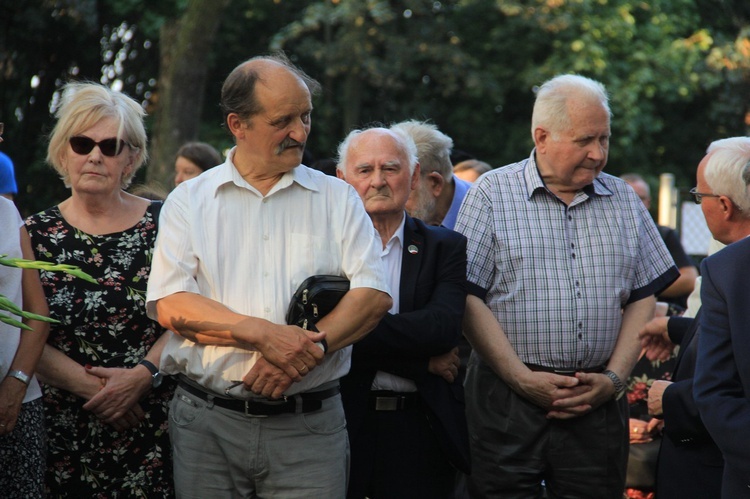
[{"xmin": 148, "ymin": 0, "xmax": 230, "ymax": 189}]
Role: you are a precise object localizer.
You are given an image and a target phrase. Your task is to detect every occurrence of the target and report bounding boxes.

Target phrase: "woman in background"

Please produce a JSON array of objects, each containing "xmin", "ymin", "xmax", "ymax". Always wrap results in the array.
[{"xmin": 173, "ymin": 141, "xmax": 222, "ymax": 187}]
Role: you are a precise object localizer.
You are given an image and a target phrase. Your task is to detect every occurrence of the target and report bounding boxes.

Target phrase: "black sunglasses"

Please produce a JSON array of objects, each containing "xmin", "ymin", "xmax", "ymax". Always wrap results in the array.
[{"xmin": 69, "ymin": 136, "xmax": 130, "ymax": 157}]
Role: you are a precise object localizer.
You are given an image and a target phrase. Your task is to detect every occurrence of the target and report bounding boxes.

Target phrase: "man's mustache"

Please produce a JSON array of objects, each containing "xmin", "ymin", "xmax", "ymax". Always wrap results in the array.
[{"xmin": 275, "ymin": 137, "xmax": 305, "ymax": 155}]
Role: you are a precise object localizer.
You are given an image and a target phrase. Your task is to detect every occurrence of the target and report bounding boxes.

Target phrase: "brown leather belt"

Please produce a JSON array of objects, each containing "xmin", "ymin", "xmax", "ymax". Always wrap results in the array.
[
  {"xmin": 524, "ymin": 363, "xmax": 606, "ymax": 376},
  {"xmin": 178, "ymin": 379, "xmax": 339, "ymax": 417}
]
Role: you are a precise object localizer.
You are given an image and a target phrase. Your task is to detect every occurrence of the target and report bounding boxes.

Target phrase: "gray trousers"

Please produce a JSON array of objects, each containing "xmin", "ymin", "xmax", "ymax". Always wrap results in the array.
[{"xmin": 170, "ymin": 384, "xmax": 349, "ymax": 499}]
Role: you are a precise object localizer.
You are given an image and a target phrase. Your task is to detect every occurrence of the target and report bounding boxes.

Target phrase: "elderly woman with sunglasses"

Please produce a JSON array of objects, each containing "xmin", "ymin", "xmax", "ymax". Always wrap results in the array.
[{"xmin": 25, "ymin": 82, "xmax": 174, "ymax": 497}]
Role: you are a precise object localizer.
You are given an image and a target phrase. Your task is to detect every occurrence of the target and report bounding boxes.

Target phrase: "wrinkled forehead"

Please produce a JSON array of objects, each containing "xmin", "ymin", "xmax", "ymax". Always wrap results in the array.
[{"xmin": 350, "ymin": 130, "xmax": 408, "ymax": 165}]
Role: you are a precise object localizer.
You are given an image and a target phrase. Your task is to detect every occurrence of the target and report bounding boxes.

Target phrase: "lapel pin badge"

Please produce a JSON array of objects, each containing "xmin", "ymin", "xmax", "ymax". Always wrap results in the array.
[{"xmin": 408, "ymin": 244, "xmax": 419, "ymax": 254}]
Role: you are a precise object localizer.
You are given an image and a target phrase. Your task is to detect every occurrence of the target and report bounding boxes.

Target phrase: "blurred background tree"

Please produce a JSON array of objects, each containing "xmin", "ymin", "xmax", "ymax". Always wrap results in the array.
[{"xmin": 0, "ymin": 0, "xmax": 747, "ymax": 216}]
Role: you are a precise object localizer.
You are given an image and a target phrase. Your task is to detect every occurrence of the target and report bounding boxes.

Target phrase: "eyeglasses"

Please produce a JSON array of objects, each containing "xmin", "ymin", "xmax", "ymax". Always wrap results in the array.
[
  {"xmin": 689, "ymin": 187, "xmax": 721, "ymax": 204},
  {"xmin": 69, "ymin": 136, "xmax": 130, "ymax": 157}
]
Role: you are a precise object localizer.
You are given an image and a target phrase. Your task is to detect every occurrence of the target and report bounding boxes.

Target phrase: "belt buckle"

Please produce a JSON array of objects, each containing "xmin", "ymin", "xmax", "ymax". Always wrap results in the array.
[
  {"xmin": 553, "ymin": 369, "xmax": 576, "ymax": 376},
  {"xmin": 244, "ymin": 401, "xmax": 269, "ymax": 418},
  {"xmin": 375, "ymin": 397, "xmax": 398, "ymax": 411}
]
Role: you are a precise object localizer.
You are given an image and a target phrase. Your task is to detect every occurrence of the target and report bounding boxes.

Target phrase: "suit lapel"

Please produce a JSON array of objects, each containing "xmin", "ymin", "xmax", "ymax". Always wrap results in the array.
[{"xmin": 400, "ymin": 216, "xmax": 423, "ymax": 314}]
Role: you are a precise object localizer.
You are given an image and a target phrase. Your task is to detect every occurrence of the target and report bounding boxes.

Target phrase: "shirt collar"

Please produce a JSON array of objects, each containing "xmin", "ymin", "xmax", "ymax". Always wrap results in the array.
[
  {"xmin": 442, "ymin": 175, "xmax": 471, "ymax": 229},
  {"xmin": 211, "ymin": 147, "xmax": 321, "ymax": 197},
  {"xmin": 383, "ymin": 213, "xmax": 406, "ymax": 256},
  {"xmin": 523, "ymin": 149, "xmax": 613, "ymax": 200}
]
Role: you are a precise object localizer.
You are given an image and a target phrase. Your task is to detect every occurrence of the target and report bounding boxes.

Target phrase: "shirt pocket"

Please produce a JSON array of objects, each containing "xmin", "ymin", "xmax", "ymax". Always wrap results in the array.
[{"xmin": 287, "ymin": 233, "xmax": 340, "ymax": 290}]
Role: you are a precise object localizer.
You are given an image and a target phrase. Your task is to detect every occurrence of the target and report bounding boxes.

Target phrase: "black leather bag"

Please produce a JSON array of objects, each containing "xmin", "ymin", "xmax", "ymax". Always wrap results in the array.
[{"xmin": 285, "ymin": 275, "xmax": 350, "ymax": 332}]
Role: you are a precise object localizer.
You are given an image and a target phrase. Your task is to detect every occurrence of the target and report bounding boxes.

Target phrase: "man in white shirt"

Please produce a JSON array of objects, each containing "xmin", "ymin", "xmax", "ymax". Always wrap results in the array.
[{"xmin": 146, "ymin": 54, "xmax": 392, "ymax": 498}]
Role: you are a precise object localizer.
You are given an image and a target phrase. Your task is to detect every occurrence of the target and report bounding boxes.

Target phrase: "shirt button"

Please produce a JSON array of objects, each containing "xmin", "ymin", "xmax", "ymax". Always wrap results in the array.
[
  {"xmin": 568, "ymin": 215, "xmax": 572, "ymax": 221},
  {"xmin": 578, "ymin": 322, "xmax": 583, "ymax": 329},
  {"xmin": 575, "ymin": 281, "xmax": 580, "ymax": 287},
  {"xmin": 262, "ymin": 198, "xmax": 268, "ymax": 204},
  {"xmin": 578, "ymin": 333, "xmax": 583, "ymax": 339},
  {"xmin": 577, "ymin": 292, "xmax": 582, "ymax": 298},
  {"xmin": 571, "ymin": 243, "xmax": 575, "ymax": 249},
  {"xmin": 263, "ymin": 234, "xmax": 269, "ymax": 240},
  {"xmin": 571, "ymin": 253, "xmax": 576, "ymax": 259}
]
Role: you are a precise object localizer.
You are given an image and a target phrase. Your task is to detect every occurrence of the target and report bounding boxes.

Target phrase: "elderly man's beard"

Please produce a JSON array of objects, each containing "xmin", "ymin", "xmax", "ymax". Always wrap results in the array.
[{"xmin": 408, "ymin": 181, "xmax": 438, "ymax": 224}]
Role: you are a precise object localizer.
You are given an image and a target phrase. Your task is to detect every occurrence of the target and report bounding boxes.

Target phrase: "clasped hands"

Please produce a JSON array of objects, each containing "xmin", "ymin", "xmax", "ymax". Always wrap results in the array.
[
  {"xmin": 518, "ymin": 369, "xmax": 616, "ymax": 419},
  {"xmin": 240, "ymin": 323, "xmax": 327, "ymax": 399},
  {"xmin": 81, "ymin": 364, "xmax": 153, "ymax": 432}
]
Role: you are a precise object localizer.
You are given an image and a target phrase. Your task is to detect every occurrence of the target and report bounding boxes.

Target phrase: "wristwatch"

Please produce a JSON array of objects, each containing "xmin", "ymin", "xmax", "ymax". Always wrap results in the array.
[
  {"xmin": 7, "ymin": 370, "xmax": 31, "ymax": 385},
  {"xmin": 602, "ymin": 369, "xmax": 625, "ymax": 400},
  {"xmin": 138, "ymin": 360, "xmax": 163, "ymax": 388}
]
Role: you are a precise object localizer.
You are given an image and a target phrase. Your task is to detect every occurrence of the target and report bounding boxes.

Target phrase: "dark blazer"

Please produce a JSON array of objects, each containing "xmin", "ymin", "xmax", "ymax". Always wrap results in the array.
[
  {"xmin": 695, "ymin": 236, "xmax": 750, "ymax": 498},
  {"xmin": 341, "ymin": 215, "xmax": 471, "ymax": 473},
  {"xmin": 656, "ymin": 310, "xmax": 723, "ymax": 499}
]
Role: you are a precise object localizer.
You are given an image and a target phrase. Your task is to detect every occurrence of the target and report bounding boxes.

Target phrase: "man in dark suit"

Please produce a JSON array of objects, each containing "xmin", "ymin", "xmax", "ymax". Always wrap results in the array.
[
  {"xmin": 641, "ymin": 310, "xmax": 724, "ymax": 498},
  {"xmin": 638, "ymin": 138, "xmax": 750, "ymax": 498},
  {"xmin": 336, "ymin": 126, "xmax": 470, "ymax": 498},
  {"xmin": 691, "ymin": 137, "xmax": 750, "ymax": 498}
]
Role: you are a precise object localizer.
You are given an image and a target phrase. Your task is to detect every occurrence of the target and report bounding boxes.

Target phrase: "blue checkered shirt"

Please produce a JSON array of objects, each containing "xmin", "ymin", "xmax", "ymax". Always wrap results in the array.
[{"xmin": 455, "ymin": 152, "xmax": 678, "ymax": 369}]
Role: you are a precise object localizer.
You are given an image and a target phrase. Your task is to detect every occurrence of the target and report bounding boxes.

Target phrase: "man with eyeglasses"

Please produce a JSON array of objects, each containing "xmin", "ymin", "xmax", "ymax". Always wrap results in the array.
[
  {"xmin": 687, "ymin": 137, "xmax": 750, "ymax": 498},
  {"xmin": 637, "ymin": 138, "xmax": 750, "ymax": 498}
]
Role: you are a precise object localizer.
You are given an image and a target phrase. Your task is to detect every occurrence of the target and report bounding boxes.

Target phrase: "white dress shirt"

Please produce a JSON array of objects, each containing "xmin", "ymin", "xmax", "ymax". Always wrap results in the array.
[
  {"xmin": 147, "ymin": 148, "xmax": 389, "ymax": 396},
  {"xmin": 371, "ymin": 214, "xmax": 417, "ymax": 393}
]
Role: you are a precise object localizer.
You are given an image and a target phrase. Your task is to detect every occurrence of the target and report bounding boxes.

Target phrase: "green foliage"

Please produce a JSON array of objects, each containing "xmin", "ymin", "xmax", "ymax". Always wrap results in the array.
[
  {"xmin": 0, "ymin": 0, "xmax": 748, "ymax": 212},
  {"xmin": 0, "ymin": 255, "xmax": 97, "ymax": 331}
]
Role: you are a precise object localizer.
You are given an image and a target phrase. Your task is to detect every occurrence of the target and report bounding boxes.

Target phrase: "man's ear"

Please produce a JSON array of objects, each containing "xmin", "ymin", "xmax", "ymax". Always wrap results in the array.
[
  {"xmin": 534, "ymin": 126, "xmax": 550, "ymax": 153},
  {"xmin": 227, "ymin": 113, "xmax": 246, "ymax": 140},
  {"xmin": 336, "ymin": 168, "xmax": 345, "ymax": 180},
  {"xmin": 720, "ymin": 195, "xmax": 735, "ymax": 221},
  {"xmin": 425, "ymin": 171, "xmax": 446, "ymax": 197}
]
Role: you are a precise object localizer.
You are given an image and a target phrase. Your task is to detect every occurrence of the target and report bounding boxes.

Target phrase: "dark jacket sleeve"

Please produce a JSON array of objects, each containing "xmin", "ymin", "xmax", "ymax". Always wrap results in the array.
[{"xmin": 352, "ymin": 229, "xmax": 467, "ymax": 381}]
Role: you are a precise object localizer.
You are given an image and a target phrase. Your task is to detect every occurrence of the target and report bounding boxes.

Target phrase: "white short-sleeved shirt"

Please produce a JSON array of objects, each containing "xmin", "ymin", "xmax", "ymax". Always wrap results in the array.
[
  {"xmin": 0, "ymin": 197, "xmax": 42, "ymax": 403},
  {"xmin": 147, "ymin": 148, "xmax": 389, "ymax": 396}
]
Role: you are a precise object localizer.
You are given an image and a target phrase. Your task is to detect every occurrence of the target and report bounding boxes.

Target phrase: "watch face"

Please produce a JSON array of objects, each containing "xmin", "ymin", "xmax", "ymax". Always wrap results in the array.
[{"xmin": 153, "ymin": 373, "xmax": 163, "ymax": 388}]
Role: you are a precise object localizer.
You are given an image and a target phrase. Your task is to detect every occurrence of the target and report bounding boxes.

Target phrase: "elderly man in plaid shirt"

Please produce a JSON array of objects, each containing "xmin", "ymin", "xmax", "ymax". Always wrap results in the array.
[{"xmin": 455, "ymin": 74, "xmax": 678, "ymax": 499}]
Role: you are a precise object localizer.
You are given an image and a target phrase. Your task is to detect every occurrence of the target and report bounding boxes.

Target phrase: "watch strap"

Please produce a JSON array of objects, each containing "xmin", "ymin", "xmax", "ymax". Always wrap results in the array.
[
  {"xmin": 7, "ymin": 369, "xmax": 31, "ymax": 386},
  {"xmin": 602, "ymin": 369, "xmax": 625, "ymax": 400},
  {"xmin": 138, "ymin": 359, "xmax": 159, "ymax": 376}
]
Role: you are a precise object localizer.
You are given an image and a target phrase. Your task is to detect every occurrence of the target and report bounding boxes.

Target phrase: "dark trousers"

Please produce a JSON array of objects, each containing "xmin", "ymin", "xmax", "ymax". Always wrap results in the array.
[
  {"xmin": 466, "ymin": 358, "xmax": 628, "ymax": 499},
  {"xmin": 347, "ymin": 394, "xmax": 455, "ymax": 499}
]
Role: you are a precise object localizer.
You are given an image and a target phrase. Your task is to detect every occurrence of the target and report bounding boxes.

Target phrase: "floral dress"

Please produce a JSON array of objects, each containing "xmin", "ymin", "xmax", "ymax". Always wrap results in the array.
[{"xmin": 25, "ymin": 203, "xmax": 174, "ymax": 498}]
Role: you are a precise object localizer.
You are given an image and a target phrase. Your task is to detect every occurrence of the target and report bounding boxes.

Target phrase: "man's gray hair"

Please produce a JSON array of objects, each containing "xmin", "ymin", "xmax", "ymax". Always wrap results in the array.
[
  {"xmin": 336, "ymin": 126, "xmax": 419, "ymax": 176},
  {"xmin": 390, "ymin": 120, "xmax": 453, "ymax": 179},
  {"xmin": 704, "ymin": 137, "xmax": 750, "ymax": 215},
  {"xmin": 531, "ymin": 74, "xmax": 611, "ymax": 140}
]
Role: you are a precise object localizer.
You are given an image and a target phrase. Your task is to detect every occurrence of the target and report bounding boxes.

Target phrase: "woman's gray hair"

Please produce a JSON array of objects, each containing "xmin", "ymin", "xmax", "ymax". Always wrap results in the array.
[
  {"xmin": 704, "ymin": 137, "xmax": 750, "ymax": 215},
  {"xmin": 531, "ymin": 74, "xmax": 611, "ymax": 140},
  {"xmin": 47, "ymin": 82, "xmax": 148, "ymax": 189}
]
